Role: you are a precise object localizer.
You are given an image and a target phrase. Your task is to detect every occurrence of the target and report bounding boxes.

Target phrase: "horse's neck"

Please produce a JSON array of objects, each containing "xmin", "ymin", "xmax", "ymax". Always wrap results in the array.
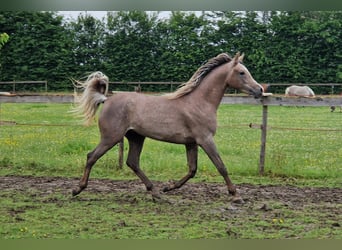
[{"xmin": 189, "ymin": 65, "xmax": 228, "ymax": 109}]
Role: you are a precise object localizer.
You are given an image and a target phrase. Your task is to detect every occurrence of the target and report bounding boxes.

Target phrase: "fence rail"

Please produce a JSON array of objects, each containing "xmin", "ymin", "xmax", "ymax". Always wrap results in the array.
[
  {"xmin": 1, "ymin": 81, "xmax": 342, "ymax": 94},
  {"xmin": 108, "ymin": 82, "xmax": 342, "ymax": 94},
  {"xmin": 0, "ymin": 81, "xmax": 48, "ymax": 92},
  {"xmin": 221, "ymin": 95, "xmax": 342, "ymax": 106}
]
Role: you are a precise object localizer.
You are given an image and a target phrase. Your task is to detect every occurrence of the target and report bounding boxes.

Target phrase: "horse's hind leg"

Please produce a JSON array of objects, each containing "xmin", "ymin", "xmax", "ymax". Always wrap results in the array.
[
  {"xmin": 72, "ymin": 137, "xmax": 119, "ymax": 196},
  {"xmin": 125, "ymin": 131, "xmax": 160, "ymax": 200},
  {"xmin": 163, "ymin": 143, "xmax": 198, "ymax": 192}
]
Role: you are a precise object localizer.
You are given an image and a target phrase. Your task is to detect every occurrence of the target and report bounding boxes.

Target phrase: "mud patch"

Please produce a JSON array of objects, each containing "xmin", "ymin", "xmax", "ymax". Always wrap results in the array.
[
  {"xmin": 1, "ymin": 175, "xmax": 340, "ymax": 206},
  {"xmin": 1, "ymin": 175, "xmax": 341, "ymax": 239}
]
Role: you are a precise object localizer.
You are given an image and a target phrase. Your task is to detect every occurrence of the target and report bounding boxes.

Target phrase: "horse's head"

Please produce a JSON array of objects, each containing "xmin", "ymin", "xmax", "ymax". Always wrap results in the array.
[{"xmin": 225, "ymin": 53, "xmax": 263, "ymax": 98}]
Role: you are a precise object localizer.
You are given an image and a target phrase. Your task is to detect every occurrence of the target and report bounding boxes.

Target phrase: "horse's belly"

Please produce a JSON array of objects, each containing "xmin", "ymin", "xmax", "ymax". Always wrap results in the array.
[
  {"xmin": 148, "ymin": 131, "xmax": 195, "ymax": 144},
  {"xmin": 130, "ymin": 119, "xmax": 195, "ymax": 144}
]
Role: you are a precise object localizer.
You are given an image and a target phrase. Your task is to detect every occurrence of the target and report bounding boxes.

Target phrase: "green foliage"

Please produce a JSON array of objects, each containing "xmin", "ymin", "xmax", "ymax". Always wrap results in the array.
[
  {"xmin": 0, "ymin": 32, "xmax": 9, "ymax": 71},
  {"xmin": 264, "ymin": 11, "xmax": 342, "ymax": 84},
  {"xmin": 104, "ymin": 11, "xmax": 160, "ymax": 82},
  {"xmin": 68, "ymin": 13, "xmax": 106, "ymax": 76},
  {"xmin": 0, "ymin": 11, "xmax": 341, "ymax": 92},
  {"xmin": 0, "ymin": 11, "xmax": 73, "ymax": 90},
  {"xmin": 0, "ymin": 32, "xmax": 9, "ymax": 49}
]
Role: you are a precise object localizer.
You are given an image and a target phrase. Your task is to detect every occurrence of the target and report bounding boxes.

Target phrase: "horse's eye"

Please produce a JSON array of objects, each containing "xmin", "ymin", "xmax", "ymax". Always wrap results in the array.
[{"xmin": 239, "ymin": 71, "xmax": 245, "ymax": 76}]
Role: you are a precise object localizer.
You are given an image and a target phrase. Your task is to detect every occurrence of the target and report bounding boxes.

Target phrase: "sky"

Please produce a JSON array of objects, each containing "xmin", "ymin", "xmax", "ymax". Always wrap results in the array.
[
  {"xmin": 58, "ymin": 11, "xmax": 204, "ymax": 21},
  {"xmin": 58, "ymin": 11, "xmax": 175, "ymax": 21}
]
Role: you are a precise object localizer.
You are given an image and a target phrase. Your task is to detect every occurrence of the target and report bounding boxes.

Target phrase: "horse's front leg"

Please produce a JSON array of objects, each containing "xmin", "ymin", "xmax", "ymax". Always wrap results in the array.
[
  {"xmin": 199, "ymin": 137, "xmax": 244, "ymax": 204},
  {"xmin": 163, "ymin": 143, "xmax": 198, "ymax": 192}
]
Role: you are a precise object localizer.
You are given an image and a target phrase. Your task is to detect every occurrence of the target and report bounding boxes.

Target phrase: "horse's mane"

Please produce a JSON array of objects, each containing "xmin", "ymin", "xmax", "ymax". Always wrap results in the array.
[{"xmin": 167, "ymin": 53, "xmax": 232, "ymax": 99}]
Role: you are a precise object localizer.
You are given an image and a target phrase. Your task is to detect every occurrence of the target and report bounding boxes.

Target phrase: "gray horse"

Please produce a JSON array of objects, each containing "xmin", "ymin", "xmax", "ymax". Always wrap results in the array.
[
  {"xmin": 71, "ymin": 53, "xmax": 263, "ymax": 202},
  {"xmin": 285, "ymin": 85, "xmax": 315, "ymax": 97}
]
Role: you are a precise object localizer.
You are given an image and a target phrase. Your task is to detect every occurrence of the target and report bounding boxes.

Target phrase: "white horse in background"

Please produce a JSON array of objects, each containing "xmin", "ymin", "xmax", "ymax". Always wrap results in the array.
[{"xmin": 285, "ymin": 85, "xmax": 315, "ymax": 97}]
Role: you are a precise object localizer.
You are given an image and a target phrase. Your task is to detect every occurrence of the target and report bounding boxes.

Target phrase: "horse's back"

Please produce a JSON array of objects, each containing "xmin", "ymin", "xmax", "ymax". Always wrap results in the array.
[
  {"xmin": 99, "ymin": 92, "xmax": 216, "ymax": 144},
  {"xmin": 100, "ymin": 92, "xmax": 185, "ymax": 137},
  {"xmin": 285, "ymin": 85, "xmax": 315, "ymax": 97}
]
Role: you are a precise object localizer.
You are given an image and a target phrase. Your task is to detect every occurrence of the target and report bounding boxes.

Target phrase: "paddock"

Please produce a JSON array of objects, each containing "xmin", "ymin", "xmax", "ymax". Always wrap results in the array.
[{"xmin": 0, "ymin": 101, "xmax": 341, "ymax": 239}]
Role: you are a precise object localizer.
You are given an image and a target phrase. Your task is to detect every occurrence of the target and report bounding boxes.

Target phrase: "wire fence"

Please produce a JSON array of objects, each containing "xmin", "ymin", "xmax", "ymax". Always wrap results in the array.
[{"xmin": 0, "ymin": 97, "xmax": 341, "ymax": 176}]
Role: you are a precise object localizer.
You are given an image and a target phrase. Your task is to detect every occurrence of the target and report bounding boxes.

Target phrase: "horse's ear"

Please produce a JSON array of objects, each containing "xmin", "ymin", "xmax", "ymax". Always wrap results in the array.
[
  {"xmin": 233, "ymin": 52, "xmax": 240, "ymax": 65},
  {"xmin": 239, "ymin": 53, "xmax": 245, "ymax": 62}
]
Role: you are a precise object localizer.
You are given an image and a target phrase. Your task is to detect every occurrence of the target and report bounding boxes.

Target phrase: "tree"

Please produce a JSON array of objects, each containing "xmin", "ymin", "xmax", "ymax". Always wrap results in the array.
[
  {"xmin": 103, "ymin": 11, "xmax": 160, "ymax": 84},
  {"xmin": 0, "ymin": 11, "xmax": 340, "ymax": 92},
  {"xmin": 0, "ymin": 11, "xmax": 74, "ymax": 90},
  {"xmin": 156, "ymin": 11, "xmax": 214, "ymax": 82},
  {"xmin": 67, "ymin": 13, "xmax": 106, "ymax": 78},
  {"xmin": 299, "ymin": 11, "xmax": 342, "ymax": 84},
  {"xmin": 265, "ymin": 11, "xmax": 341, "ymax": 89}
]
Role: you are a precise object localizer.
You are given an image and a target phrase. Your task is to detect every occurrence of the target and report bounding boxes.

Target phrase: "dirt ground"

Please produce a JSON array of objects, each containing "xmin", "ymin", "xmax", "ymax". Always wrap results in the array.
[
  {"xmin": 1, "ymin": 175, "xmax": 341, "ymax": 207},
  {"xmin": 1, "ymin": 175, "xmax": 341, "ymax": 238}
]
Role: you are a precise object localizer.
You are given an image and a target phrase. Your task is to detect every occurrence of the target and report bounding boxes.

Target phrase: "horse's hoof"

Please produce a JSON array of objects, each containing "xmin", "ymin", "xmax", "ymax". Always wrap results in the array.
[
  {"xmin": 150, "ymin": 189, "xmax": 162, "ymax": 200},
  {"xmin": 72, "ymin": 188, "xmax": 81, "ymax": 196},
  {"xmin": 162, "ymin": 181, "xmax": 177, "ymax": 192},
  {"xmin": 231, "ymin": 196, "xmax": 244, "ymax": 204}
]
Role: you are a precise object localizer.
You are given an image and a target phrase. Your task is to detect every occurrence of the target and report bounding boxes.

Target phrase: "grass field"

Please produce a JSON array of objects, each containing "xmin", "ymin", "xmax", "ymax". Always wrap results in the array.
[
  {"xmin": 0, "ymin": 103, "xmax": 341, "ymax": 239},
  {"xmin": 0, "ymin": 103, "xmax": 341, "ymax": 185}
]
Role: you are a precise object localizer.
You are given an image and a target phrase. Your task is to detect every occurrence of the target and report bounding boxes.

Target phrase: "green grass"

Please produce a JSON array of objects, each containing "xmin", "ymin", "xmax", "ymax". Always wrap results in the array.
[
  {"xmin": 0, "ymin": 103, "xmax": 341, "ymax": 186},
  {"xmin": 0, "ymin": 103, "xmax": 341, "ymax": 239}
]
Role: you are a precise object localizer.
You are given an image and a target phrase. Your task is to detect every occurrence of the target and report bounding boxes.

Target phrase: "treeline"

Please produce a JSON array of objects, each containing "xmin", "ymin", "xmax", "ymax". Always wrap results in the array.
[{"xmin": 0, "ymin": 11, "xmax": 341, "ymax": 93}]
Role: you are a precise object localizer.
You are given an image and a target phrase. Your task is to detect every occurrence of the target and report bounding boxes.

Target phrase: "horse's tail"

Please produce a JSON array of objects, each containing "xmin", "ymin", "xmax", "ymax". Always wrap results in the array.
[{"xmin": 72, "ymin": 71, "xmax": 109, "ymax": 125}]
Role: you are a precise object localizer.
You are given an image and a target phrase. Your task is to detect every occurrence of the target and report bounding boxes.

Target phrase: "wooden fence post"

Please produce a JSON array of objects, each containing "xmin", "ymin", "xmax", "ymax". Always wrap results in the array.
[{"xmin": 259, "ymin": 104, "xmax": 268, "ymax": 175}]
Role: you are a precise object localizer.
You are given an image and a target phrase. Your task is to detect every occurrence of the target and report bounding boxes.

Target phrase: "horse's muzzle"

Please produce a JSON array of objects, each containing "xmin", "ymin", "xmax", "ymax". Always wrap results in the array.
[{"xmin": 250, "ymin": 87, "xmax": 264, "ymax": 99}]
